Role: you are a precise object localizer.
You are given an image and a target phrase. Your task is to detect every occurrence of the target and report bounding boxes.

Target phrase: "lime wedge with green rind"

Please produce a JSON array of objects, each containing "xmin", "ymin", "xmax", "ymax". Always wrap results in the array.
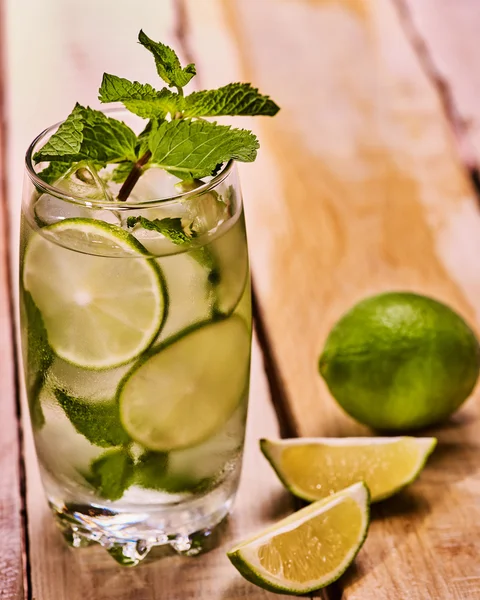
[
  {"xmin": 118, "ymin": 316, "xmax": 251, "ymax": 451},
  {"xmin": 261, "ymin": 436, "xmax": 436, "ymax": 503},
  {"xmin": 228, "ymin": 482, "xmax": 370, "ymax": 595},
  {"xmin": 22, "ymin": 218, "xmax": 167, "ymax": 370}
]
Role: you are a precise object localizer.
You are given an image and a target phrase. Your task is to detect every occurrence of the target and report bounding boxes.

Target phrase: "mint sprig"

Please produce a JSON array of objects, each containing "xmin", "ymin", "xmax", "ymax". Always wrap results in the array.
[
  {"xmin": 34, "ymin": 30, "xmax": 280, "ymax": 201},
  {"xmin": 138, "ymin": 30, "xmax": 196, "ymax": 90}
]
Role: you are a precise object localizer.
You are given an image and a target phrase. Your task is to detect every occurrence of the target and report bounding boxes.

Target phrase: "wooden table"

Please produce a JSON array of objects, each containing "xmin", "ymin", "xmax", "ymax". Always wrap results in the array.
[{"xmin": 2, "ymin": 1, "xmax": 480, "ymax": 598}]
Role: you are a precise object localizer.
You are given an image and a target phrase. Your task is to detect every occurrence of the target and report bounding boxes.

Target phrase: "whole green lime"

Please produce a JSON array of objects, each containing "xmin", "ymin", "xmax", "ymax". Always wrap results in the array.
[{"xmin": 319, "ymin": 292, "xmax": 480, "ymax": 431}]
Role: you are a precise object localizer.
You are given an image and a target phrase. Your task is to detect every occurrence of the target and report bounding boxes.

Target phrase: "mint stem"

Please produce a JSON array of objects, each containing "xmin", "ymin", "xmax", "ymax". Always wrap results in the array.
[{"xmin": 117, "ymin": 150, "xmax": 152, "ymax": 201}]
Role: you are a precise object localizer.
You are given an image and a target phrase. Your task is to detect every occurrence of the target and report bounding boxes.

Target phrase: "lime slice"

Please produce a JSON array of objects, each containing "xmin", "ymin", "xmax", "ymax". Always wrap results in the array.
[
  {"xmin": 23, "ymin": 218, "xmax": 167, "ymax": 369},
  {"xmin": 210, "ymin": 214, "xmax": 249, "ymax": 316},
  {"xmin": 228, "ymin": 482, "xmax": 369, "ymax": 595},
  {"xmin": 261, "ymin": 436, "xmax": 436, "ymax": 503},
  {"xmin": 118, "ymin": 316, "xmax": 251, "ymax": 451}
]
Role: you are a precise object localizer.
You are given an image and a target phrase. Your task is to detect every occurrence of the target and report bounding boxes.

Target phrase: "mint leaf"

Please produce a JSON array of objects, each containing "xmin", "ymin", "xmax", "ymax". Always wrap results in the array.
[
  {"xmin": 184, "ymin": 83, "xmax": 280, "ymax": 117},
  {"xmin": 22, "ymin": 291, "xmax": 53, "ymax": 429},
  {"xmin": 149, "ymin": 119, "xmax": 259, "ymax": 178},
  {"xmin": 55, "ymin": 389, "xmax": 130, "ymax": 447},
  {"xmin": 99, "ymin": 73, "xmax": 179, "ymax": 119},
  {"xmin": 87, "ymin": 449, "xmax": 134, "ymax": 501},
  {"xmin": 76, "ymin": 106, "xmax": 138, "ymax": 163},
  {"xmin": 134, "ymin": 452, "xmax": 169, "ymax": 489},
  {"xmin": 33, "ymin": 105, "xmax": 84, "ymax": 161},
  {"xmin": 138, "ymin": 30, "xmax": 196, "ymax": 89},
  {"xmin": 134, "ymin": 452, "xmax": 208, "ymax": 493},
  {"xmin": 111, "ymin": 162, "xmax": 135, "ymax": 183},
  {"xmin": 37, "ymin": 161, "xmax": 72, "ymax": 185},
  {"xmin": 34, "ymin": 104, "xmax": 137, "ymax": 164},
  {"xmin": 127, "ymin": 216, "xmax": 193, "ymax": 244},
  {"xmin": 135, "ymin": 119, "xmax": 159, "ymax": 156}
]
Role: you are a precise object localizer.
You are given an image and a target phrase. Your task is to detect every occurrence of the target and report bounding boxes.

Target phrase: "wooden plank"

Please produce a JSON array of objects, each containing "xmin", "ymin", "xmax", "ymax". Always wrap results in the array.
[
  {"xmin": 183, "ymin": 0, "xmax": 480, "ymax": 598},
  {"xmin": 4, "ymin": 1, "xmax": 294, "ymax": 598},
  {"xmin": 0, "ymin": 4, "xmax": 26, "ymax": 598},
  {"xmin": 399, "ymin": 0, "xmax": 480, "ymax": 170}
]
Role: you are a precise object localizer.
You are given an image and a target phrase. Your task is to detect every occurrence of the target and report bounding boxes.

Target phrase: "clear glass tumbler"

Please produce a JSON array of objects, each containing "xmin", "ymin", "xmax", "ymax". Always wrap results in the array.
[{"xmin": 19, "ymin": 111, "xmax": 252, "ymax": 565}]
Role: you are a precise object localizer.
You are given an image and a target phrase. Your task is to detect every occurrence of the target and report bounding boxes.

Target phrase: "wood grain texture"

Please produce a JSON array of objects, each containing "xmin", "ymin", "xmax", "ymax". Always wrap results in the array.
[
  {"xmin": 4, "ymin": 1, "xmax": 295, "ymax": 598},
  {"xmin": 183, "ymin": 0, "xmax": 480, "ymax": 598},
  {"xmin": 399, "ymin": 0, "xmax": 480, "ymax": 170},
  {"xmin": 0, "ymin": 4, "xmax": 25, "ymax": 598}
]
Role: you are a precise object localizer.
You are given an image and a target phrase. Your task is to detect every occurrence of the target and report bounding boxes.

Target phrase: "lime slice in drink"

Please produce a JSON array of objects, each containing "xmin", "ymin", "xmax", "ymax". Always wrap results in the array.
[
  {"xmin": 23, "ymin": 218, "xmax": 167, "ymax": 369},
  {"xmin": 228, "ymin": 482, "xmax": 370, "ymax": 595},
  {"xmin": 118, "ymin": 317, "xmax": 251, "ymax": 451},
  {"xmin": 261, "ymin": 436, "xmax": 436, "ymax": 503},
  {"xmin": 209, "ymin": 215, "xmax": 249, "ymax": 316}
]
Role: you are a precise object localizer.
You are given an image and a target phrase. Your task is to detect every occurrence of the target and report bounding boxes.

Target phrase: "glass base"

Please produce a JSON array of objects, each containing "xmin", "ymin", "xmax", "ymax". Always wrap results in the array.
[{"xmin": 50, "ymin": 488, "xmax": 236, "ymax": 566}]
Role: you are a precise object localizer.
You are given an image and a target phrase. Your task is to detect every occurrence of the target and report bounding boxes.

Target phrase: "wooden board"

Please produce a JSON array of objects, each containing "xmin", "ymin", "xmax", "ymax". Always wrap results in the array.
[
  {"xmin": 0, "ymin": 4, "xmax": 25, "ymax": 598},
  {"xmin": 183, "ymin": 0, "xmax": 480, "ymax": 598},
  {"xmin": 6, "ymin": 0, "xmax": 480, "ymax": 597},
  {"xmin": 3, "ymin": 1, "xmax": 295, "ymax": 598},
  {"xmin": 400, "ymin": 0, "xmax": 480, "ymax": 170}
]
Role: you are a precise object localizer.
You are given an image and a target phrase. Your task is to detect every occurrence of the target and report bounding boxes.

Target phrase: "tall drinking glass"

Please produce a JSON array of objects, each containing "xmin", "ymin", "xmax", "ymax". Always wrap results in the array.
[{"xmin": 20, "ymin": 110, "xmax": 252, "ymax": 565}]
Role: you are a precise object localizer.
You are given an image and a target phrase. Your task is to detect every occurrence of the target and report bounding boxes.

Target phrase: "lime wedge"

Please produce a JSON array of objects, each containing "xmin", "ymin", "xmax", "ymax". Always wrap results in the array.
[
  {"xmin": 228, "ymin": 482, "xmax": 369, "ymax": 595},
  {"xmin": 261, "ymin": 436, "xmax": 436, "ymax": 503},
  {"xmin": 118, "ymin": 316, "xmax": 251, "ymax": 451},
  {"xmin": 23, "ymin": 218, "xmax": 167, "ymax": 369}
]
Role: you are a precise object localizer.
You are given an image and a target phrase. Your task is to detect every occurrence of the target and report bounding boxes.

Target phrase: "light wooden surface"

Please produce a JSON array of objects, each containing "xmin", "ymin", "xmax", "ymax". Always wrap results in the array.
[
  {"xmin": 3, "ymin": 0, "xmax": 480, "ymax": 598},
  {"xmin": 184, "ymin": 0, "xmax": 480, "ymax": 598},
  {"xmin": 0, "ymin": 2, "xmax": 25, "ymax": 597},
  {"xmin": 401, "ymin": 0, "xmax": 480, "ymax": 170}
]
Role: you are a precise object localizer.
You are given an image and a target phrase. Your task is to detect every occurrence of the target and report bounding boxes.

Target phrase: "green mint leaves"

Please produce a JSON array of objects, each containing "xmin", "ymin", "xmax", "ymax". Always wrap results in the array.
[
  {"xmin": 55, "ymin": 389, "xmax": 131, "ymax": 448},
  {"xmin": 34, "ymin": 30, "xmax": 279, "ymax": 198},
  {"xmin": 22, "ymin": 291, "xmax": 53, "ymax": 429},
  {"xmin": 87, "ymin": 449, "xmax": 134, "ymax": 501},
  {"xmin": 34, "ymin": 103, "xmax": 137, "ymax": 164},
  {"xmin": 37, "ymin": 161, "xmax": 72, "ymax": 185},
  {"xmin": 99, "ymin": 74, "xmax": 178, "ymax": 119},
  {"xmin": 183, "ymin": 83, "xmax": 279, "ymax": 117},
  {"xmin": 126, "ymin": 216, "xmax": 194, "ymax": 244},
  {"xmin": 149, "ymin": 119, "xmax": 259, "ymax": 178},
  {"xmin": 99, "ymin": 75, "xmax": 279, "ymax": 121},
  {"xmin": 138, "ymin": 30, "xmax": 196, "ymax": 89}
]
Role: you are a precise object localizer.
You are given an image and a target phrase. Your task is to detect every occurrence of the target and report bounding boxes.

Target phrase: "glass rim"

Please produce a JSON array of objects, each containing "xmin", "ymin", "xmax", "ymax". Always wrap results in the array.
[{"xmin": 24, "ymin": 107, "xmax": 235, "ymax": 210}]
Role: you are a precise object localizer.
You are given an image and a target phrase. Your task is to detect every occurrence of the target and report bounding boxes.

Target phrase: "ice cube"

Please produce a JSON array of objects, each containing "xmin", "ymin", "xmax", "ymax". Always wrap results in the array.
[
  {"xmin": 34, "ymin": 193, "xmax": 121, "ymax": 227},
  {"xmin": 128, "ymin": 166, "xmax": 184, "ymax": 202},
  {"xmin": 129, "ymin": 227, "xmax": 180, "ymax": 256},
  {"xmin": 34, "ymin": 164, "xmax": 121, "ymax": 227},
  {"xmin": 185, "ymin": 191, "xmax": 229, "ymax": 235},
  {"xmin": 56, "ymin": 164, "xmax": 114, "ymax": 202}
]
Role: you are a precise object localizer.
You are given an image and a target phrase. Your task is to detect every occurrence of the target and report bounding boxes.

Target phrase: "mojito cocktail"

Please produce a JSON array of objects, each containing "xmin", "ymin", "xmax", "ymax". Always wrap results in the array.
[
  {"xmin": 21, "ymin": 149, "xmax": 251, "ymax": 564},
  {"xmin": 19, "ymin": 29, "xmax": 279, "ymax": 565}
]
